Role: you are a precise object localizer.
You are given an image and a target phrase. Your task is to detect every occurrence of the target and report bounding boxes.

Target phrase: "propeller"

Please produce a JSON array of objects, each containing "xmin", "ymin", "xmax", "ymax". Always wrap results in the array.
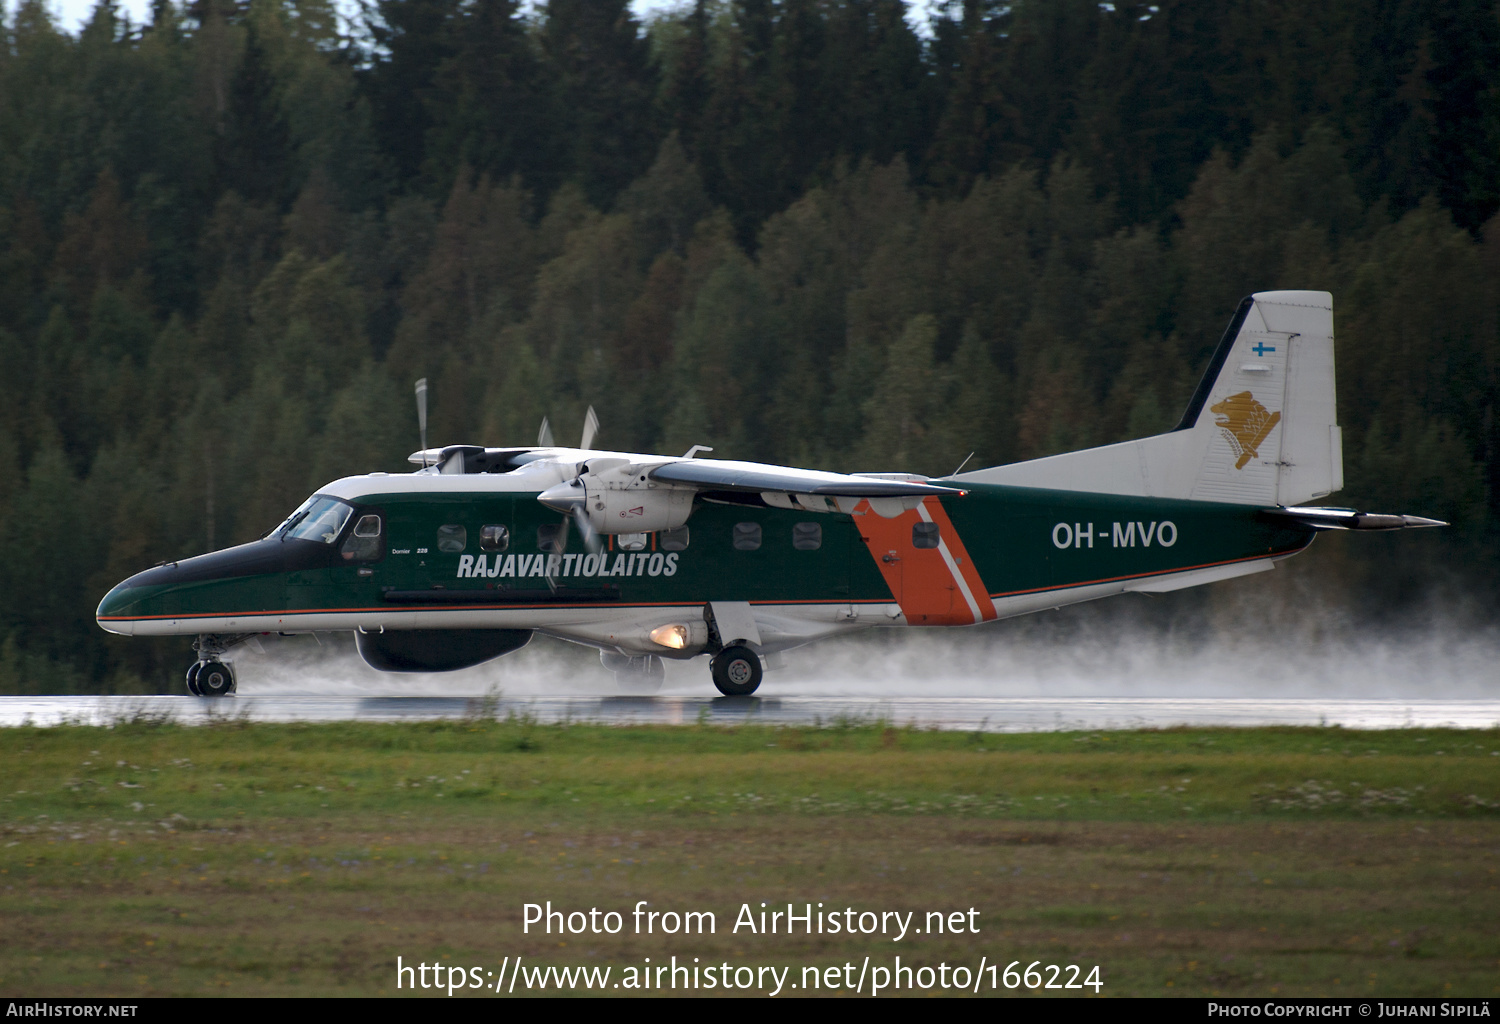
[
  {"xmin": 533, "ymin": 408, "xmax": 605, "ymax": 593},
  {"xmin": 568, "ymin": 406, "xmax": 603, "ymax": 553},
  {"xmin": 414, "ymin": 378, "xmax": 429, "ymax": 467},
  {"xmin": 565, "ymin": 495, "xmax": 603, "ymax": 555}
]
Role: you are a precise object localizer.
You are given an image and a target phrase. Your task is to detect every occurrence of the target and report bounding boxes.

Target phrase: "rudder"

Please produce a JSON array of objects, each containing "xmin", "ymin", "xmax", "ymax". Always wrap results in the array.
[{"xmin": 1182, "ymin": 290, "xmax": 1342, "ymax": 505}]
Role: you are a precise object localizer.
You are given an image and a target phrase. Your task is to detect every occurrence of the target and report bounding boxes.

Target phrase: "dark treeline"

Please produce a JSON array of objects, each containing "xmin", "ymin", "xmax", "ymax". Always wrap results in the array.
[{"xmin": 0, "ymin": 0, "xmax": 1496, "ymax": 691}]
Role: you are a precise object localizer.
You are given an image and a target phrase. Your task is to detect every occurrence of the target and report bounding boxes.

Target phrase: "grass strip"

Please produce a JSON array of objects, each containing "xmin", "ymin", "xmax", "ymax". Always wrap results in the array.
[{"xmin": 0, "ymin": 720, "xmax": 1496, "ymax": 997}]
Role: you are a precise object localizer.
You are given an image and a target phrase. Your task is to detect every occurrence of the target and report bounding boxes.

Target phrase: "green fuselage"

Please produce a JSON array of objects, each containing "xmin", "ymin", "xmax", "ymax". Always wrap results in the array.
[{"xmin": 96, "ymin": 478, "xmax": 1313, "ymax": 636}]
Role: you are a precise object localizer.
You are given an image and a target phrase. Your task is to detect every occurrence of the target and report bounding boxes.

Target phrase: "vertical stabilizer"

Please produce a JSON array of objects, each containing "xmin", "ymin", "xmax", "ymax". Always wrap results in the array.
[{"xmin": 954, "ymin": 290, "xmax": 1343, "ymax": 505}]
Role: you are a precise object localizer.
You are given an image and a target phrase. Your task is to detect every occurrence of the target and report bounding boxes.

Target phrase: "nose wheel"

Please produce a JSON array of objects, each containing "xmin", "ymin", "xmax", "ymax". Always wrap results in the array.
[
  {"xmin": 185, "ymin": 633, "xmax": 255, "ymax": 696},
  {"xmin": 185, "ymin": 660, "xmax": 235, "ymax": 697},
  {"xmin": 710, "ymin": 645, "xmax": 762, "ymax": 696}
]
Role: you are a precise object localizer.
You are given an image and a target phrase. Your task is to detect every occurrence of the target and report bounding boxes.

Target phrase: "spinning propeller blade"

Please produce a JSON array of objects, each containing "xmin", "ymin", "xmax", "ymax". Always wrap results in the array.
[
  {"xmin": 414, "ymin": 378, "xmax": 429, "ymax": 466},
  {"xmin": 561, "ymin": 407, "xmax": 606, "ymax": 561},
  {"xmin": 569, "ymin": 503, "xmax": 603, "ymax": 555},
  {"xmin": 539, "ymin": 404, "xmax": 605, "ymax": 592},
  {"xmin": 542, "ymin": 478, "xmax": 602, "ymax": 590}
]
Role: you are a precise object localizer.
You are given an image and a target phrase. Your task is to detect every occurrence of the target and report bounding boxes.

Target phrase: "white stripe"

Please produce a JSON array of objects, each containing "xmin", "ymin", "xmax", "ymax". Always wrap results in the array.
[
  {"xmin": 918, "ymin": 503, "xmax": 984, "ymax": 623},
  {"xmin": 101, "ymin": 600, "xmax": 910, "ymax": 638}
]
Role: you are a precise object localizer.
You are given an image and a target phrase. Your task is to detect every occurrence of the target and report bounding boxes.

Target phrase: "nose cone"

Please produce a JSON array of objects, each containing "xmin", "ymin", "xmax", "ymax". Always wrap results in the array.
[
  {"xmin": 94, "ymin": 537, "xmax": 334, "ymax": 636},
  {"xmin": 96, "ymin": 582, "xmax": 143, "ymax": 634},
  {"xmin": 538, "ymin": 479, "xmax": 586, "ymax": 514}
]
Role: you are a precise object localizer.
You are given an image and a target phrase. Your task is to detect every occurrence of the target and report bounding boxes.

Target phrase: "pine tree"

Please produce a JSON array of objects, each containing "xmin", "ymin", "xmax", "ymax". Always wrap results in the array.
[
  {"xmin": 860, "ymin": 312, "xmax": 938, "ymax": 469},
  {"xmin": 364, "ymin": 0, "xmax": 460, "ymax": 186},
  {"xmin": 422, "ymin": 0, "xmax": 555, "ymax": 198},
  {"xmin": 541, "ymin": 0, "xmax": 658, "ymax": 210},
  {"xmin": 217, "ymin": 20, "xmax": 292, "ymax": 207}
]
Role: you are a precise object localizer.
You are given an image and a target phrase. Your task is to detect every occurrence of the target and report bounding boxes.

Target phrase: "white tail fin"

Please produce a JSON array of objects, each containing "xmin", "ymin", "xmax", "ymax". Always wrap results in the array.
[{"xmin": 955, "ymin": 290, "xmax": 1343, "ymax": 506}]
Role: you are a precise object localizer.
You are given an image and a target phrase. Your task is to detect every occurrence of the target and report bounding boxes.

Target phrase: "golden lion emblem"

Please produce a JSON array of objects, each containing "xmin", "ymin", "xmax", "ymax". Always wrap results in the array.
[{"xmin": 1210, "ymin": 391, "xmax": 1281, "ymax": 470}]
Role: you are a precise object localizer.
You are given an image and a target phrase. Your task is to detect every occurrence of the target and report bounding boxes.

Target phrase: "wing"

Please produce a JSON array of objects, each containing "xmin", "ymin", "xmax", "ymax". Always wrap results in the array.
[
  {"xmin": 649, "ymin": 459, "xmax": 963, "ymax": 498},
  {"xmin": 539, "ymin": 457, "xmax": 961, "ymax": 534}
]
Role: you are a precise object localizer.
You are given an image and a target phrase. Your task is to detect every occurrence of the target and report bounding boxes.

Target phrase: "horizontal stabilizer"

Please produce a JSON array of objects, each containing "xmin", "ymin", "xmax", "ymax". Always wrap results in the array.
[{"xmin": 1263, "ymin": 506, "xmax": 1448, "ymax": 531}]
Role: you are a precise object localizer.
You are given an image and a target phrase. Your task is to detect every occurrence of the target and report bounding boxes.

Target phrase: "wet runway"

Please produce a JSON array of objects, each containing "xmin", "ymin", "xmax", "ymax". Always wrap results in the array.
[{"xmin": 2, "ymin": 695, "xmax": 1497, "ymax": 731}]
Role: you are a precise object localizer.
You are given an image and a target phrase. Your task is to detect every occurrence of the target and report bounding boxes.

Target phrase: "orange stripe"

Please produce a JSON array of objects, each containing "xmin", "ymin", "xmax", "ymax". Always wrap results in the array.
[
  {"xmin": 854, "ymin": 497, "xmax": 993, "ymax": 625},
  {"xmin": 921, "ymin": 498, "xmax": 997, "ymax": 622}
]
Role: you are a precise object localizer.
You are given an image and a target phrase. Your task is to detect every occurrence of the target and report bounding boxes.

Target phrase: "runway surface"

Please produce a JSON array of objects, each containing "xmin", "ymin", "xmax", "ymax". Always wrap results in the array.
[{"xmin": 2, "ymin": 695, "xmax": 1497, "ymax": 731}]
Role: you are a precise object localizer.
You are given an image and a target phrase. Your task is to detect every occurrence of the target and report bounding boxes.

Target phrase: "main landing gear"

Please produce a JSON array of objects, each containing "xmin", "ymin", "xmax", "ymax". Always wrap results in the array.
[
  {"xmin": 710, "ymin": 645, "xmax": 762, "ymax": 697},
  {"xmin": 185, "ymin": 633, "xmax": 254, "ymax": 697}
]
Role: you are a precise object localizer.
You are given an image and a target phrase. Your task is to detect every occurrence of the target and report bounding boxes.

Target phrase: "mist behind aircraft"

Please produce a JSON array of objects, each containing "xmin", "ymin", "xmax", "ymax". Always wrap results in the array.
[{"xmin": 229, "ymin": 602, "xmax": 1499, "ymax": 700}]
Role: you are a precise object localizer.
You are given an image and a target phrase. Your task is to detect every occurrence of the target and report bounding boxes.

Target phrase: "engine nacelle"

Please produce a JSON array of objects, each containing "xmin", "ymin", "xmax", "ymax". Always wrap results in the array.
[
  {"xmin": 538, "ymin": 460, "xmax": 696, "ymax": 535},
  {"xmin": 354, "ymin": 628, "xmax": 532, "ymax": 672},
  {"xmin": 581, "ymin": 480, "xmax": 695, "ymax": 534}
]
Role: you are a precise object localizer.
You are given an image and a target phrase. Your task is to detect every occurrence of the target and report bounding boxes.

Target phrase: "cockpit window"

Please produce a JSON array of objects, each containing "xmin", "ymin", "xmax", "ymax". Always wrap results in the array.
[
  {"xmin": 280, "ymin": 497, "xmax": 354, "ymax": 544},
  {"xmin": 341, "ymin": 514, "xmax": 382, "ymax": 561}
]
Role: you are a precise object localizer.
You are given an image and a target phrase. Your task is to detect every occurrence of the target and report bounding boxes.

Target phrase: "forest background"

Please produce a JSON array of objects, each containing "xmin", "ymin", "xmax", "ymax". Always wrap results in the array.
[{"xmin": 0, "ymin": 0, "xmax": 1496, "ymax": 693}]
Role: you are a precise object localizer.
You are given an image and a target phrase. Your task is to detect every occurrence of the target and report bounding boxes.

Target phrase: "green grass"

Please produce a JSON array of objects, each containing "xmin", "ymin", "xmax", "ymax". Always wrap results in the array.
[{"xmin": 1, "ymin": 719, "xmax": 1497, "ymax": 997}]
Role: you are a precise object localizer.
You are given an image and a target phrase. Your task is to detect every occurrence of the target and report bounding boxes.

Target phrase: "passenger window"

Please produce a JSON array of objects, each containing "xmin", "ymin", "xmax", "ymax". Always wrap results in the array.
[
  {"xmin": 792, "ymin": 522, "xmax": 822, "ymax": 551},
  {"xmin": 660, "ymin": 526, "xmax": 690, "ymax": 551},
  {"xmin": 913, "ymin": 521, "xmax": 940, "ymax": 549},
  {"xmin": 618, "ymin": 532, "xmax": 648, "ymax": 551},
  {"xmin": 733, "ymin": 522, "xmax": 762, "ymax": 551},
  {"xmin": 437, "ymin": 524, "xmax": 467, "ymax": 553},
  {"xmin": 341, "ymin": 514, "xmax": 382, "ymax": 561},
  {"xmin": 480, "ymin": 525, "xmax": 509, "ymax": 552},
  {"xmin": 537, "ymin": 524, "xmax": 566, "ymax": 552}
]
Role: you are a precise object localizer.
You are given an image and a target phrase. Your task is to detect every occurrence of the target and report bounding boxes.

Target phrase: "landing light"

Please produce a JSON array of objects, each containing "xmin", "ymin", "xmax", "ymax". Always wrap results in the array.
[{"xmin": 649, "ymin": 624, "xmax": 690, "ymax": 650}]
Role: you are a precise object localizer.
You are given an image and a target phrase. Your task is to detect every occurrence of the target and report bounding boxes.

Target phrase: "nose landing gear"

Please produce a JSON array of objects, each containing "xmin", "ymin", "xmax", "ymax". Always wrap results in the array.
[
  {"xmin": 185, "ymin": 633, "xmax": 255, "ymax": 697},
  {"xmin": 185, "ymin": 659, "xmax": 236, "ymax": 697}
]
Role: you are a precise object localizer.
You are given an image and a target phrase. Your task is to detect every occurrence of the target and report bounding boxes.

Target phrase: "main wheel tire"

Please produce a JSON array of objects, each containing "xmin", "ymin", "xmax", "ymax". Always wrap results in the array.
[
  {"xmin": 710, "ymin": 645, "xmax": 762, "ymax": 696},
  {"xmin": 185, "ymin": 661, "xmax": 204, "ymax": 697},
  {"xmin": 196, "ymin": 660, "xmax": 235, "ymax": 697}
]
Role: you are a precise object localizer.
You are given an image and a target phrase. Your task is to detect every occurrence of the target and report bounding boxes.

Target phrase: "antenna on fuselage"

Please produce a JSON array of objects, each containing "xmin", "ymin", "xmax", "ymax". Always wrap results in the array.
[{"xmin": 415, "ymin": 378, "xmax": 429, "ymax": 468}]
